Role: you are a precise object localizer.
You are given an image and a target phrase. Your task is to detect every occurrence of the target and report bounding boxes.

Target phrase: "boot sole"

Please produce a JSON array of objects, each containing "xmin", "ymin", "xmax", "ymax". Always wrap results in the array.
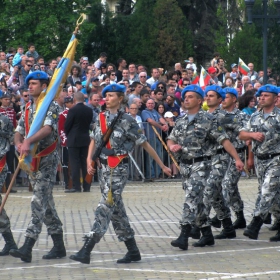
[
  {"xmin": 117, "ymin": 255, "xmax": 141, "ymax": 263},
  {"xmin": 171, "ymin": 242, "xmax": 188, "ymax": 250},
  {"xmin": 214, "ymin": 232, "xmax": 236, "ymax": 239},
  {"xmin": 69, "ymin": 255, "xmax": 90, "ymax": 264},
  {"xmin": 42, "ymin": 253, "xmax": 66, "ymax": 259},
  {"xmin": 243, "ymin": 230, "xmax": 258, "ymax": 240},
  {"xmin": 192, "ymin": 241, "xmax": 215, "ymax": 247},
  {"xmin": 10, "ymin": 250, "xmax": 32, "ymax": 262}
]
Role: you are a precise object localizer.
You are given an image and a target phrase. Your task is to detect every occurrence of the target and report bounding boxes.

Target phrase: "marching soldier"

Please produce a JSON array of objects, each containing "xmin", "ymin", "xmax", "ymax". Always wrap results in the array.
[
  {"xmin": 0, "ymin": 102, "xmax": 18, "ymax": 256},
  {"xmin": 69, "ymin": 84, "xmax": 171, "ymax": 264},
  {"xmin": 166, "ymin": 85, "xmax": 243, "ymax": 251},
  {"xmin": 240, "ymin": 84, "xmax": 280, "ymax": 241},
  {"xmin": 10, "ymin": 71, "xmax": 66, "ymax": 262}
]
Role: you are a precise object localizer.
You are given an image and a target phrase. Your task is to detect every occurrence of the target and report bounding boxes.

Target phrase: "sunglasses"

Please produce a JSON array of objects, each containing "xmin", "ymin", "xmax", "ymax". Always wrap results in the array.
[
  {"xmin": 158, "ymin": 86, "xmax": 164, "ymax": 89},
  {"xmin": 27, "ymin": 65, "xmax": 32, "ymax": 67},
  {"xmin": 83, "ymin": 62, "xmax": 89, "ymax": 65},
  {"xmin": 183, "ymin": 84, "xmax": 189, "ymax": 86},
  {"xmin": 23, "ymin": 95, "xmax": 29, "ymax": 97},
  {"xmin": 111, "ymin": 74, "xmax": 116, "ymax": 76},
  {"xmin": 140, "ymin": 76, "xmax": 146, "ymax": 78}
]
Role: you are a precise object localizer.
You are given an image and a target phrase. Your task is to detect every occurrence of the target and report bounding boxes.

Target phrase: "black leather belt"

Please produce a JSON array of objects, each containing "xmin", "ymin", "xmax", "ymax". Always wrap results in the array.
[
  {"xmin": 181, "ymin": 156, "xmax": 211, "ymax": 165},
  {"xmin": 100, "ymin": 157, "xmax": 129, "ymax": 165},
  {"xmin": 257, "ymin": 153, "xmax": 280, "ymax": 160},
  {"xmin": 236, "ymin": 147, "xmax": 246, "ymax": 153}
]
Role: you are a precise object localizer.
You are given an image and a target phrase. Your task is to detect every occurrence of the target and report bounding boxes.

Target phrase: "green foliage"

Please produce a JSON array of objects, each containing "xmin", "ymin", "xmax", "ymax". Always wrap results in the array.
[{"xmin": 0, "ymin": 0, "xmax": 95, "ymax": 61}]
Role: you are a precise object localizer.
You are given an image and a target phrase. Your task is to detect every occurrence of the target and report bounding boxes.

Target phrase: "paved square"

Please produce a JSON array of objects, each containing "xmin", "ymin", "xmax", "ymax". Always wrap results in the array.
[{"xmin": 1, "ymin": 177, "xmax": 280, "ymax": 280}]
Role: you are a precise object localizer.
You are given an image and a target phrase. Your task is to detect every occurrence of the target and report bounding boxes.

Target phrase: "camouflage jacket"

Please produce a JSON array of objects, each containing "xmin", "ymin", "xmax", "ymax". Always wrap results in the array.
[
  {"xmin": 213, "ymin": 107, "xmax": 248, "ymax": 150},
  {"xmin": 0, "ymin": 113, "xmax": 14, "ymax": 157},
  {"xmin": 15, "ymin": 100, "xmax": 59, "ymax": 153},
  {"xmin": 167, "ymin": 109, "xmax": 228, "ymax": 160},
  {"xmin": 91, "ymin": 110, "xmax": 147, "ymax": 159},
  {"xmin": 242, "ymin": 106, "xmax": 280, "ymax": 156}
]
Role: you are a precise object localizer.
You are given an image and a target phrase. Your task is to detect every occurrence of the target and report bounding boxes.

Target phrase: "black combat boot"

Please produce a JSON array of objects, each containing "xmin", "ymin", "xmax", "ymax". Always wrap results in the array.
[
  {"xmin": 269, "ymin": 219, "xmax": 280, "ymax": 231},
  {"xmin": 192, "ymin": 226, "xmax": 215, "ymax": 247},
  {"xmin": 117, "ymin": 237, "xmax": 141, "ymax": 263},
  {"xmin": 263, "ymin": 213, "xmax": 271, "ymax": 224},
  {"xmin": 9, "ymin": 237, "xmax": 36, "ymax": 262},
  {"xmin": 171, "ymin": 224, "xmax": 191, "ymax": 250},
  {"xmin": 214, "ymin": 217, "xmax": 236, "ymax": 239},
  {"xmin": 209, "ymin": 215, "xmax": 222, "ymax": 228},
  {"xmin": 42, "ymin": 234, "xmax": 66, "ymax": 259},
  {"xmin": 243, "ymin": 216, "xmax": 263, "ymax": 240},
  {"xmin": 233, "ymin": 211, "xmax": 247, "ymax": 229},
  {"xmin": 190, "ymin": 225, "xmax": 201, "ymax": 239},
  {"xmin": 269, "ymin": 228, "xmax": 280, "ymax": 242},
  {"xmin": 69, "ymin": 236, "xmax": 95, "ymax": 264},
  {"xmin": 0, "ymin": 230, "xmax": 18, "ymax": 256}
]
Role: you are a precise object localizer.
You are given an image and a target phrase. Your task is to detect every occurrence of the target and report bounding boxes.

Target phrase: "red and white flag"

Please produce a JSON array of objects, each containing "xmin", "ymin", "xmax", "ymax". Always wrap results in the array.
[
  {"xmin": 199, "ymin": 66, "xmax": 211, "ymax": 90},
  {"xmin": 238, "ymin": 58, "xmax": 250, "ymax": 76}
]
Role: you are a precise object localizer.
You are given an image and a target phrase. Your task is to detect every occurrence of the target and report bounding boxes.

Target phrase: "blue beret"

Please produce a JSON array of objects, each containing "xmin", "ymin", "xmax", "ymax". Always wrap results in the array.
[
  {"xmin": 25, "ymin": 71, "xmax": 49, "ymax": 85},
  {"xmin": 256, "ymin": 84, "xmax": 278, "ymax": 97},
  {"xmin": 277, "ymin": 87, "xmax": 280, "ymax": 93},
  {"xmin": 223, "ymin": 87, "xmax": 238, "ymax": 98},
  {"xmin": 102, "ymin": 84, "xmax": 126, "ymax": 98},
  {"xmin": 181, "ymin": 85, "xmax": 204, "ymax": 100},
  {"xmin": 204, "ymin": 85, "xmax": 225, "ymax": 100}
]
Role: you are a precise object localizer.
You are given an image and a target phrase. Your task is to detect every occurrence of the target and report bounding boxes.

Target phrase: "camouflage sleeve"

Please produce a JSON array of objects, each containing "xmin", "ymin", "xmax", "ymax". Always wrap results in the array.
[
  {"xmin": 15, "ymin": 109, "xmax": 26, "ymax": 136},
  {"xmin": 126, "ymin": 116, "xmax": 147, "ymax": 146},
  {"xmin": 0, "ymin": 115, "xmax": 13, "ymax": 139},
  {"xmin": 236, "ymin": 112, "xmax": 250, "ymax": 133},
  {"xmin": 239, "ymin": 115, "xmax": 252, "ymax": 132},
  {"xmin": 43, "ymin": 102, "xmax": 59, "ymax": 129},
  {"xmin": 210, "ymin": 116, "xmax": 229, "ymax": 145}
]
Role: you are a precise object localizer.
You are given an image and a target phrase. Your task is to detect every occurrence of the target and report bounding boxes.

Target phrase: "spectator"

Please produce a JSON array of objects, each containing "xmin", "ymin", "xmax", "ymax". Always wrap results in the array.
[
  {"xmin": 186, "ymin": 57, "xmax": 197, "ymax": 72},
  {"xmin": 164, "ymin": 94, "xmax": 180, "ymax": 119},
  {"xmin": 157, "ymin": 103, "xmax": 166, "ymax": 118},
  {"xmin": 46, "ymin": 59, "xmax": 57, "ymax": 77},
  {"xmin": 66, "ymin": 65, "xmax": 82, "ymax": 86},
  {"xmin": 116, "ymin": 58, "xmax": 127, "ymax": 82},
  {"xmin": 128, "ymin": 63, "xmax": 139, "ymax": 82},
  {"xmin": 139, "ymin": 72, "xmax": 151, "ymax": 87},
  {"xmin": 141, "ymin": 99, "xmax": 168, "ymax": 179},
  {"xmin": 128, "ymin": 82, "xmax": 143, "ymax": 106},
  {"xmin": 107, "ymin": 70, "xmax": 117, "ymax": 84},
  {"xmin": 25, "ymin": 43, "xmax": 39, "ymax": 61},
  {"xmin": 247, "ymin": 63, "xmax": 258, "ymax": 79},
  {"xmin": 147, "ymin": 68, "xmax": 160, "ymax": 85},
  {"xmin": 64, "ymin": 91, "xmax": 93, "ymax": 193},
  {"xmin": 94, "ymin": 52, "xmax": 107, "ymax": 69}
]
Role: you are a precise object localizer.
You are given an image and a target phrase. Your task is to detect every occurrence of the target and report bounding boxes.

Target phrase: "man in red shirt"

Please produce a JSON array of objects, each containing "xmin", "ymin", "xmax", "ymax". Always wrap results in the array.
[{"xmin": 58, "ymin": 96, "xmax": 74, "ymax": 190}]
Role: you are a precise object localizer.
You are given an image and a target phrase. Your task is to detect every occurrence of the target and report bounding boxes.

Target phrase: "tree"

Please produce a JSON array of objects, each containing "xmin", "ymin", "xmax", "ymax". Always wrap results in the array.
[{"xmin": 0, "ymin": 0, "xmax": 95, "ymax": 61}]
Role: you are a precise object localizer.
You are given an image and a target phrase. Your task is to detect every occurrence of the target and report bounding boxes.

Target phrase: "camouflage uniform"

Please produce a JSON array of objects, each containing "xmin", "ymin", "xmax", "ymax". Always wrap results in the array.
[
  {"xmin": 242, "ymin": 107, "xmax": 280, "ymax": 220},
  {"xmin": 87, "ymin": 111, "xmax": 146, "ymax": 242},
  {"xmin": 0, "ymin": 113, "xmax": 14, "ymax": 233},
  {"xmin": 167, "ymin": 109, "xmax": 228, "ymax": 228},
  {"xmin": 203, "ymin": 107, "xmax": 245, "ymax": 221},
  {"xmin": 15, "ymin": 101, "xmax": 63, "ymax": 240}
]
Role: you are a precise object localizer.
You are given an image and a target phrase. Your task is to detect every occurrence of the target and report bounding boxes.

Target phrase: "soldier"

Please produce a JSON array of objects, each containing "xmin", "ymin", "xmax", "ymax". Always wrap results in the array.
[
  {"xmin": 166, "ymin": 85, "xmax": 243, "ymax": 251},
  {"xmin": 10, "ymin": 71, "xmax": 66, "ymax": 262},
  {"xmin": 0, "ymin": 104, "xmax": 18, "ymax": 256},
  {"xmin": 206, "ymin": 86, "xmax": 247, "ymax": 231},
  {"xmin": 239, "ymin": 84, "xmax": 280, "ymax": 241},
  {"xmin": 69, "ymin": 84, "xmax": 171, "ymax": 264}
]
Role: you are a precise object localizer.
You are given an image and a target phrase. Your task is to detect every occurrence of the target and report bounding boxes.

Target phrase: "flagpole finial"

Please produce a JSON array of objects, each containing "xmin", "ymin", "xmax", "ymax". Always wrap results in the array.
[{"xmin": 73, "ymin": 13, "xmax": 87, "ymax": 35}]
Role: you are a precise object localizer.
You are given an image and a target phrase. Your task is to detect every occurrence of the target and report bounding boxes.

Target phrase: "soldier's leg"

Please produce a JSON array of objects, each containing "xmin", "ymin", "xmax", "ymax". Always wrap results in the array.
[{"xmin": 0, "ymin": 165, "xmax": 18, "ymax": 256}]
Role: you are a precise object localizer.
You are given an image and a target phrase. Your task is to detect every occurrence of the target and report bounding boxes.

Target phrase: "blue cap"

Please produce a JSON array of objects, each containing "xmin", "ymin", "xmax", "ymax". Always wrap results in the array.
[
  {"xmin": 25, "ymin": 71, "xmax": 49, "ymax": 85},
  {"xmin": 102, "ymin": 84, "xmax": 126, "ymax": 98},
  {"xmin": 231, "ymin": 63, "xmax": 237, "ymax": 68},
  {"xmin": 256, "ymin": 84, "xmax": 278, "ymax": 97},
  {"xmin": 151, "ymin": 81, "xmax": 158, "ymax": 90},
  {"xmin": 204, "ymin": 85, "xmax": 225, "ymax": 100},
  {"xmin": 223, "ymin": 87, "xmax": 238, "ymax": 98},
  {"xmin": 0, "ymin": 90, "xmax": 3, "ymax": 98},
  {"xmin": 181, "ymin": 85, "xmax": 204, "ymax": 100},
  {"xmin": 0, "ymin": 91, "xmax": 12, "ymax": 99}
]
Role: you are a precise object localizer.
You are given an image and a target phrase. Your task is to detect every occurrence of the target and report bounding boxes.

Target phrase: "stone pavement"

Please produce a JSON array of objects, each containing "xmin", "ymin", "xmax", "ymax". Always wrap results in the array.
[{"xmin": 1, "ymin": 177, "xmax": 280, "ymax": 280}]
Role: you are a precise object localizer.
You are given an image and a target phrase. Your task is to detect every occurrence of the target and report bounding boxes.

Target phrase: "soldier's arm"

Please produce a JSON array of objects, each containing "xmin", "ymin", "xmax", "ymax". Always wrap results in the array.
[
  {"xmin": 14, "ymin": 131, "xmax": 24, "ymax": 149},
  {"xmin": 87, "ymin": 139, "xmax": 96, "ymax": 174},
  {"xmin": 167, "ymin": 139, "xmax": 182, "ymax": 153},
  {"xmin": 239, "ymin": 131, "xmax": 265, "ymax": 142}
]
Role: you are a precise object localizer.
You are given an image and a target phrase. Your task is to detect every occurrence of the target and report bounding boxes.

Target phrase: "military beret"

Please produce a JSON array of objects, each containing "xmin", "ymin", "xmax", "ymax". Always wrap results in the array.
[
  {"xmin": 102, "ymin": 84, "xmax": 126, "ymax": 98},
  {"xmin": 0, "ymin": 91, "xmax": 11, "ymax": 99},
  {"xmin": 181, "ymin": 85, "xmax": 204, "ymax": 100},
  {"xmin": 223, "ymin": 87, "xmax": 238, "ymax": 98},
  {"xmin": 277, "ymin": 87, "xmax": 280, "ymax": 93},
  {"xmin": 204, "ymin": 85, "xmax": 225, "ymax": 100},
  {"xmin": 25, "ymin": 71, "xmax": 49, "ymax": 85},
  {"xmin": 64, "ymin": 96, "xmax": 73, "ymax": 103},
  {"xmin": 256, "ymin": 84, "xmax": 278, "ymax": 97}
]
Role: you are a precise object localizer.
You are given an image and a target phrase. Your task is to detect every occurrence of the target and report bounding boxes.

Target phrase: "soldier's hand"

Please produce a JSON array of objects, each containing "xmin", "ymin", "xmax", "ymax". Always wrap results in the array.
[
  {"xmin": 235, "ymin": 159, "xmax": 244, "ymax": 171},
  {"xmin": 87, "ymin": 159, "xmax": 96, "ymax": 175},
  {"xmin": 252, "ymin": 132, "xmax": 265, "ymax": 142},
  {"xmin": 162, "ymin": 166, "xmax": 172, "ymax": 177},
  {"xmin": 247, "ymin": 157, "xmax": 254, "ymax": 170},
  {"xmin": 170, "ymin": 144, "xmax": 182, "ymax": 153},
  {"xmin": 20, "ymin": 140, "xmax": 31, "ymax": 156}
]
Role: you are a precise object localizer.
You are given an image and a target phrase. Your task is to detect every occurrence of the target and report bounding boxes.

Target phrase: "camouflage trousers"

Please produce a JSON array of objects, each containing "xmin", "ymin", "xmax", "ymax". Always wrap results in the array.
[
  {"xmin": 253, "ymin": 156, "xmax": 280, "ymax": 220},
  {"xmin": 87, "ymin": 162, "xmax": 135, "ymax": 243},
  {"xmin": 179, "ymin": 161, "xmax": 210, "ymax": 228},
  {"xmin": 0, "ymin": 164, "xmax": 11, "ymax": 233},
  {"xmin": 203, "ymin": 153, "xmax": 231, "ymax": 221},
  {"xmin": 26, "ymin": 154, "xmax": 63, "ymax": 240},
  {"xmin": 221, "ymin": 152, "xmax": 244, "ymax": 212}
]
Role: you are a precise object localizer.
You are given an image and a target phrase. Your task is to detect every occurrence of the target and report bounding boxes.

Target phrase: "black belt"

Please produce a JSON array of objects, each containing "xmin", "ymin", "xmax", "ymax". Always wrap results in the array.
[
  {"xmin": 257, "ymin": 153, "xmax": 280, "ymax": 160},
  {"xmin": 181, "ymin": 156, "xmax": 212, "ymax": 165},
  {"xmin": 236, "ymin": 147, "xmax": 246, "ymax": 153},
  {"xmin": 99, "ymin": 157, "xmax": 129, "ymax": 165}
]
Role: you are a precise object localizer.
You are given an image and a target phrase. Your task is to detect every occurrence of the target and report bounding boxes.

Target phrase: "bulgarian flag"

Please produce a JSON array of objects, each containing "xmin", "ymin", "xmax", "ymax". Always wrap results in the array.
[
  {"xmin": 238, "ymin": 58, "xmax": 250, "ymax": 75},
  {"xmin": 191, "ymin": 71, "xmax": 199, "ymax": 85},
  {"xmin": 199, "ymin": 66, "xmax": 211, "ymax": 90}
]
